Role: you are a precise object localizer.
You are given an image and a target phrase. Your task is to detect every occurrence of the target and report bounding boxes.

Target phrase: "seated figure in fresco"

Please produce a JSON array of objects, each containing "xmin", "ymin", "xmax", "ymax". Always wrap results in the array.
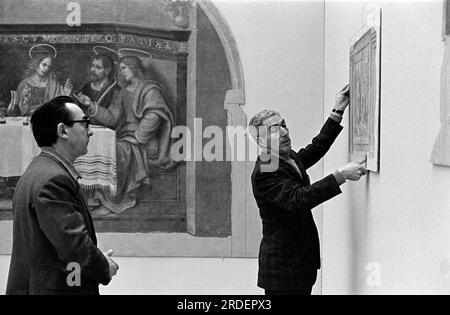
[
  {"xmin": 7, "ymin": 44, "xmax": 73, "ymax": 117},
  {"xmin": 78, "ymin": 55, "xmax": 175, "ymax": 216},
  {"xmin": 78, "ymin": 53, "xmax": 121, "ymax": 127}
]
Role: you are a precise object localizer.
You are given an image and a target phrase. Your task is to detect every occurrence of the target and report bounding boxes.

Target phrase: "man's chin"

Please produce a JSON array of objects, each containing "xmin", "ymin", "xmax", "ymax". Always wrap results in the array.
[{"xmin": 279, "ymin": 144, "xmax": 291, "ymax": 154}]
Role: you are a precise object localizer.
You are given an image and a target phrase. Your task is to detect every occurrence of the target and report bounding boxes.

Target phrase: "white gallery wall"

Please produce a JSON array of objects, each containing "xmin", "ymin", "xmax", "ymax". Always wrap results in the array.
[{"xmin": 322, "ymin": 0, "xmax": 450, "ymax": 294}]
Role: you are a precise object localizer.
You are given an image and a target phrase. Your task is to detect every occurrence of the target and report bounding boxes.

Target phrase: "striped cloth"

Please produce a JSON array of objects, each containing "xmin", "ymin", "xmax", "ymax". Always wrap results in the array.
[{"xmin": 74, "ymin": 126, "xmax": 117, "ymax": 195}]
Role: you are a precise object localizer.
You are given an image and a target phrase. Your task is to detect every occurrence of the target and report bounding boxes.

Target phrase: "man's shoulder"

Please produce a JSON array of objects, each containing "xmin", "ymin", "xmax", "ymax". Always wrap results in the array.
[
  {"xmin": 23, "ymin": 154, "xmax": 74, "ymax": 184},
  {"xmin": 14, "ymin": 156, "xmax": 74, "ymax": 202},
  {"xmin": 252, "ymin": 157, "xmax": 286, "ymax": 180}
]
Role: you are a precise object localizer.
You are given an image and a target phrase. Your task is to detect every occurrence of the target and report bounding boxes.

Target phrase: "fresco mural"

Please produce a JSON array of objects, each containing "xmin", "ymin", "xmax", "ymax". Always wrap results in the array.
[
  {"xmin": 0, "ymin": 22, "xmax": 189, "ymax": 233},
  {"xmin": 0, "ymin": 0, "xmax": 250, "ymax": 258}
]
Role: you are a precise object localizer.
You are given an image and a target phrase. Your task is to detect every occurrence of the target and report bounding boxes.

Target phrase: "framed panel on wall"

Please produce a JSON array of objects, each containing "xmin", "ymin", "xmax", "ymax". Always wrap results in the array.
[
  {"xmin": 444, "ymin": 0, "xmax": 450, "ymax": 39},
  {"xmin": 431, "ymin": 0, "xmax": 450, "ymax": 166},
  {"xmin": 349, "ymin": 8, "xmax": 382, "ymax": 172}
]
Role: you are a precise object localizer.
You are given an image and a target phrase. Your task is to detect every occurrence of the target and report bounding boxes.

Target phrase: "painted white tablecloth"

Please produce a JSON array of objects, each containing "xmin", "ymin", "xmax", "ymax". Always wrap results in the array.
[
  {"xmin": 0, "ymin": 118, "xmax": 117, "ymax": 194},
  {"xmin": 0, "ymin": 117, "xmax": 39, "ymax": 177},
  {"xmin": 74, "ymin": 125, "xmax": 117, "ymax": 195}
]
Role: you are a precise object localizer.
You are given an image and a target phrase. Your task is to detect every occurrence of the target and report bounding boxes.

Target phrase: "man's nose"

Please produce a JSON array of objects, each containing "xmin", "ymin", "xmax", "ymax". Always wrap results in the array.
[{"xmin": 87, "ymin": 128, "xmax": 94, "ymax": 137}]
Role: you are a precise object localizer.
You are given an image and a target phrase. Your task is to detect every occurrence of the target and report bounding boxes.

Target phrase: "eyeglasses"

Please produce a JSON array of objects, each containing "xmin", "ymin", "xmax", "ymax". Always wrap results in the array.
[{"xmin": 66, "ymin": 118, "xmax": 90, "ymax": 129}]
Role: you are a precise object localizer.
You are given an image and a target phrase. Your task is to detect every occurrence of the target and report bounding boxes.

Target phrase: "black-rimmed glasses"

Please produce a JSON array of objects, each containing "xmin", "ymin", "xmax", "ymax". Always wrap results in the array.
[{"xmin": 67, "ymin": 118, "xmax": 90, "ymax": 129}]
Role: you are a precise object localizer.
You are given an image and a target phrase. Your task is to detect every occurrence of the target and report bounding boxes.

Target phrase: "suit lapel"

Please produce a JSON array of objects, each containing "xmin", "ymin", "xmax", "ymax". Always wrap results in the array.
[
  {"xmin": 289, "ymin": 151, "xmax": 310, "ymax": 185},
  {"xmin": 258, "ymin": 153, "xmax": 309, "ymax": 184},
  {"xmin": 280, "ymin": 158, "xmax": 304, "ymax": 182}
]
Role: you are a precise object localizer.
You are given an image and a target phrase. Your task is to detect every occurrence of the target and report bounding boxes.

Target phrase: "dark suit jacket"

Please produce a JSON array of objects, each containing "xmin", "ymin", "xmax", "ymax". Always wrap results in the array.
[
  {"xmin": 251, "ymin": 118, "xmax": 343, "ymax": 290},
  {"xmin": 6, "ymin": 150, "xmax": 111, "ymax": 295}
]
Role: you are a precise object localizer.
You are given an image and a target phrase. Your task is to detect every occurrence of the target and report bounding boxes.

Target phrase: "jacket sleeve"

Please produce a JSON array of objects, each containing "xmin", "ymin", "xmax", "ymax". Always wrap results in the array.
[
  {"xmin": 254, "ymin": 170, "xmax": 342, "ymax": 212},
  {"xmin": 34, "ymin": 174, "xmax": 111, "ymax": 285},
  {"xmin": 296, "ymin": 118, "xmax": 343, "ymax": 170}
]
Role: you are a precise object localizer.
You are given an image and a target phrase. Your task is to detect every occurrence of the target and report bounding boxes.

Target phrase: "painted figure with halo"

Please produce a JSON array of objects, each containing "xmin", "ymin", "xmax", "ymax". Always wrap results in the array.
[{"xmin": 7, "ymin": 44, "xmax": 73, "ymax": 117}]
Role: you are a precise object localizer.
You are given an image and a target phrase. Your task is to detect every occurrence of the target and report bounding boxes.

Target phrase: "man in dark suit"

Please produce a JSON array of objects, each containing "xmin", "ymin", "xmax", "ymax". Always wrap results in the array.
[
  {"xmin": 6, "ymin": 96, "xmax": 119, "ymax": 295},
  {"xmin": 249, "ymin": 85, "xmax": 367, "ymax": 295}
]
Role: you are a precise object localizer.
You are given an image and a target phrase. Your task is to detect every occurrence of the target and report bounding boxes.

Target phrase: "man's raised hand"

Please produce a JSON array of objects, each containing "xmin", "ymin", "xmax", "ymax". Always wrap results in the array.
[{"xmin": 335, "ymin": 84, "xmax": 350, "ymax": 112}]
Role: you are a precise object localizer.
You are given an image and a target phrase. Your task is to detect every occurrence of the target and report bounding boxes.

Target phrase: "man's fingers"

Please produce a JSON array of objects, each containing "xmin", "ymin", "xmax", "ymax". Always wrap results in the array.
[
  {"xmin": 358, "ymin": 165, "xmax": 367, "ymax": 176},
  {"xmin": 341, "ymin": 87, "xmax": 349, "ymax": 97},
  {"xmin": 112, "ymin": 260, "xmax": 119, "ymax": 272},
  {"xmin": 339, "ymin": 84, "xmax": 349, "ymax": 92},
  {"xmin": 357, "ymin": 156, "xmax": 367, "ymax": 165},
  {"xmin": 73, "ymin": 94, "xmax": 85, "ymax": 103}
]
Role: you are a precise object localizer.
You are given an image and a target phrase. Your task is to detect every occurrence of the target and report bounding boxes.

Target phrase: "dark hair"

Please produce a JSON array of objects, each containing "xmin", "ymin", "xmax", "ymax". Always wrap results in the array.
[
  {"xmin": 92, "ymin": 54, "xmax": 115, "ymax": 79},
  {"xmin": 30, "ymin": 96, "xmax": 77, "ymax": 147},
  {"xmin": 119, "ymin": 55, "xmax": 146, "ymax": 80},
  {"xmin": 248, "ymin": 109, "xmax": 281, "ymax": 144}
]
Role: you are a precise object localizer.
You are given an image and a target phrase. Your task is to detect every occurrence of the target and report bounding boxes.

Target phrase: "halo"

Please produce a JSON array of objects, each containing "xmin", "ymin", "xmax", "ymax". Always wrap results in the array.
[
  {"xmin": 93, "ymin": 46, "xmax": 120, "ymax": 64},
  {"xmin": 29, "ymin": 44, "xmax": 57, "ymax": 59},
  {"xmin": 118, "ymin": 48, "xmax": 152, "ymax": 60}
]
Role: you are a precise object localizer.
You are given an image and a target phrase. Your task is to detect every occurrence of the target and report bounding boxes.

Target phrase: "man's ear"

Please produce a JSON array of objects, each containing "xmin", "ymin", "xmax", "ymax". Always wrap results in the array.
[{"xmin": 56, "ymin": 123, "xmax": 69, "ymax": 139}]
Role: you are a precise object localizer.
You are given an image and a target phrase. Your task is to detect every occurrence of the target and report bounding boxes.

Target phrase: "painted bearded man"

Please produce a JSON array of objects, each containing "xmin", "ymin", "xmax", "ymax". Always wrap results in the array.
[
  {"xmin": 78, "ymin": 55, "xmax": 175, "ymax": 216},
  {"xmin": 78, "ymin": 54, "xmax": 121, "ymax": 127}
]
